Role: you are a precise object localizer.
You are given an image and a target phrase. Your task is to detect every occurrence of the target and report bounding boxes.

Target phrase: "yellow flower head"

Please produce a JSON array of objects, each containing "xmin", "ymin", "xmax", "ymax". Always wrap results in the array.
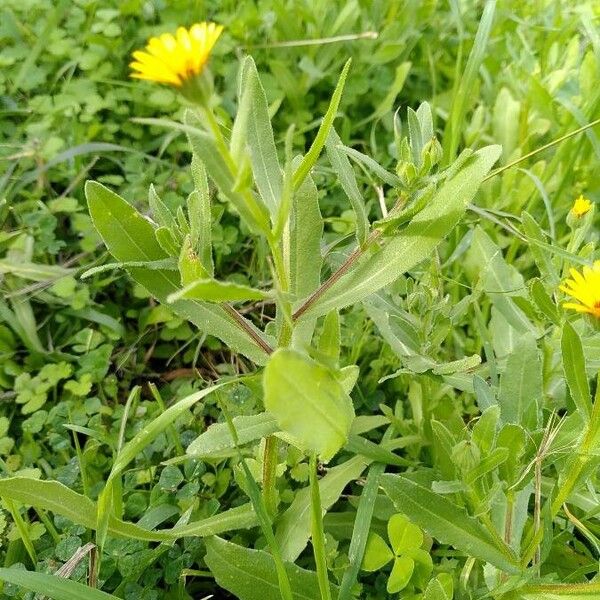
[
  {"xmin": 560, "ymin": 261, "xmax": 600, "ymax": 318},
  {"xmin": 571, "ymin": 195, "xmax": 593, "ymax": 218},
  {"xmin": 130, "ymin": 22, "xmax": 223, "ymax": 87}
]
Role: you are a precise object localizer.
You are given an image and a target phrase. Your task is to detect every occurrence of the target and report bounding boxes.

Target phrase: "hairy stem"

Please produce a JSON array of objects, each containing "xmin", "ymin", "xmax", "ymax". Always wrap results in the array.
[
  {"xmin": 221, "ymin": 303, "xmax": 273, "ymax": 356},
  {"xmin": 310, "ymin": 453, "xmax": 332, "ymax": 600},
  {"xmin": 262, "ymin": 436, "xmax": 279, "ymax": 517}
]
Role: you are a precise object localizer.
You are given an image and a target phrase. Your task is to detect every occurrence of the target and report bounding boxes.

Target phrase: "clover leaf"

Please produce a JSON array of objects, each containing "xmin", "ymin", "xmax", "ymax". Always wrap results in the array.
[{"xmin": 362, "ymin": 514, "xmax": 433, "ymax": 594}]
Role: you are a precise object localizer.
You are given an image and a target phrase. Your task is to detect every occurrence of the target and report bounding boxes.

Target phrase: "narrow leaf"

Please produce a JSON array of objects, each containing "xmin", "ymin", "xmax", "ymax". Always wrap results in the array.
[
  {"xmin": 293, "ymin": 59, "xmax": 351, "ymax": 190},
  {"xmin": 561, "ymin": 322, "xmax": 592, "ymax": 422},
  {"xmin": 167, "ymin": 278, "xmax": 268, "ymax": 304},
  {"xmin": 380, "ymin": 474, "xmax": 520, "ymax": 573},
  {"xmin": 0, "ymin": 569, "xmax": 118, "ymax": 600},
  {"xmin": 299, "ymin": 145, "xmax": 501, "ymax": 319},
  {"xmin": 326, "ymin": 128, "xmax": 368, "ymax": 245}
]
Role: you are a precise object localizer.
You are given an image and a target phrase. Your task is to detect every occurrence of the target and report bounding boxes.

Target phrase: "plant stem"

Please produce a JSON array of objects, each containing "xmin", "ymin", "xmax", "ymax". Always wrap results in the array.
[
  {"xmin": 293, "ymin": 226, "xmax": 383, "ymax": 321},
  {"xmin": 483, "ymin": 116, "xmax": 600, "ymax": 182},
  {"xmin": 221, "ymin": 303, "xmax": 273, "ymax": 356},
  {"xmin": 310, "ymin": 453, "xmax": 332, "ymax": 600},
  {"xmin": 522, "ymin": 381, "xmax": 600, "ymax": 567},
  {"xmin": 220, "ymin": 399, "xmax": 294, "ymax": 600},
  {"xmin": 262, "ymin": 436, "xmax": 279, "ymax": 517},
  {"xmin": 294, "ymin": 117, "xmax": 600, "ymax": 322}
]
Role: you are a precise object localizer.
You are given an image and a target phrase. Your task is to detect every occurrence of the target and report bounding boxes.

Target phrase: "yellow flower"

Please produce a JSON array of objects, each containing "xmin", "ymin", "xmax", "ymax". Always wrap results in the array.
[
  {"xmin": 130, "ymin": 22, "xmax": 223, "ymax": 87},
  {"xmin": 560, "ymin": 261, "xmax": 600, "ymax": 318},
  {"xmin": 571, "ymin": 195, "xmax": 592, "ymax": 218}
]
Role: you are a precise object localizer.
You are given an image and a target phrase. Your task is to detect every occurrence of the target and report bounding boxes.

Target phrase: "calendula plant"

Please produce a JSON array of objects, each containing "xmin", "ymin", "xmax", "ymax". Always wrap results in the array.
[
  {"xmin": 2, "ymin": 5, "xmax": 600, "ymax": 600},
  {"xmin": 80, "ymin": 19, "xmax": 504, "ymax": 597}
]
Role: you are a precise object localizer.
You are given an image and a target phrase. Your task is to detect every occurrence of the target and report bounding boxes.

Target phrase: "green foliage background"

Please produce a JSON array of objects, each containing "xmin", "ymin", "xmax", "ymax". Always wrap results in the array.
[{"xmin": 1, "ymin": 0, "xmax": 600, "ymax": 598}]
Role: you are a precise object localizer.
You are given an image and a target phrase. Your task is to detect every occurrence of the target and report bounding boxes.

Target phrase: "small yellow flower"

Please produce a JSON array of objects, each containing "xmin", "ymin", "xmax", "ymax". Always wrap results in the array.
[
  {"xmin": 130, "ymin": 22, "xmax": 223, "ymax": 87},
  {"xmin": 571, "ymin": 195, "xmax": 593, "ymax": 218},
  {"xmin": 560, "ymin": 261, "xmax": 600, "ymax": 318}
]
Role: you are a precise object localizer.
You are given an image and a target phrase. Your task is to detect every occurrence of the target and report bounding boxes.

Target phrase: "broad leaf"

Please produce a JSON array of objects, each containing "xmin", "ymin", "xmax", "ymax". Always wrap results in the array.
[
  {"xmin": 263, "ymin": 349, "xmax": 355, "ymax": 461},
  {"xmin": 362, "ymin": 532, "xmax": 393, "ymax": 571}
]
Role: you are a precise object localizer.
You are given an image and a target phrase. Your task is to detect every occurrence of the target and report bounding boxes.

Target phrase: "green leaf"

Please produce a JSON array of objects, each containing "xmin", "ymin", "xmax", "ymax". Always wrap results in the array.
[
  {"xmin": 326, "ymin": 128, "xmax": 368, "ymax": 245},
  {"xmin": 188, "ymin": 156, "xmax": 214, "ymax": 276},
  {"xmin": 498, "ymin": 333, "xmax": 542, "ymax": 429},
  {"xmin": 529, "ymin": 278, "xmax": 561, "ymax": 325},
  {"xmin": 85, "ymin": 181, "xmax": 166, "ymax": 263},
  {"xmin": 0, "ymin": 261, "xmax": 73, "ymax": 282},
  {"xmin": 85, "ymin": 180, "xmax": 273, "ymax": 364},
  {"xmin": 338, "ymin": 463, "xmax": 385, "ymax": 600},
  {"xmin": 167, "ymin": 278, "xmax": 268, "ymax": 304},
  {"xmin": 80, "ymin": 259, "xmax": 177, "ymax": 279},
  {"xmin": 276, "ymin": 456, "xmax": 369, "ymax": 561},
  {"xmin": 148, "ymin": 183, "xmax": 177, "ymax": 231},
  {"xmin": 521, "ymin": 212, "xmax": 558, "ymax": 286},
  {"xmin": 186, "ymin": 413, "xmax": 278, "ymax": 458},
  {"xmin": 443, "ymin": 0, "xmax": 496, "ymax": 162},
  {"xmin": 318, "ymin": 310, "xmax": 341, "ymax": 364},
  {"xmin": 362, "ymin": 532, "xmax": 393, "ymax": 571},
  {"xmin": 0, "ymin": 568, "xmax": 118, "ymax": 600},
  {"xmin": 205, "ymin": 536, "xmax": 337, "ymax": 600},
  {"xmin": 289, "ymin": 168, "xmax": 323, "ymax": 349},
  {"xmin": 469, "ymin": 226, "xmax": 536, "ymax": 334},
  {"xmin": 184, "ymin": 112, "xmax": 270, "ymax": 234},
  {"xmin": 520, "ymin": 584, "xmax": 600, "ymax": 599},
  {"xmin": 387, "ymin": 556, "xmax": 414, "ymax": 594},
  {"xmin": 236, "ymin": 56, "xmax": 283, "ymax": 219},
  {"xmin": 388, "ymin": 514, "xmax": 423, "ymax": 554},
  {"xmin": 298, "ymin": 145, "xmax": 501, "ymax": 319},
  {"xmin": 0, "ymin": 477, "xmax": 255, "ymax": 542},
  {"xmin": 424, "ymin": 573, "xmax": 453, "ymax": 600},
  {"xmin": 561, "ymin": 322, "xmax": 592, "ymax": 422},
  {"xmin": 293, "ymin": 59, "xmax": 351, "ymax": 190},
  {"xmin": 380, "ymin": 474, "xmax": 520, "ymax": 573},
  {"xmin": 340, "ymin": 146, "xmax": 402, "ymax": 187},
  {"xmin": 263, "ymin": 349, "xmax": 355, "ymax": 461},
  {"xmin": 178, "ymin": 235, "xmax": 209, "ymax": 285}
]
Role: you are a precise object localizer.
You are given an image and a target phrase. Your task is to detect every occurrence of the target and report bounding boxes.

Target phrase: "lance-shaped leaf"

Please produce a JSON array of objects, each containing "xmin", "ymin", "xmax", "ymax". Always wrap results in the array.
[
  {"xmin": 380, "ymin": 474, "xmax": 520, "ymax": 574},
  {"xmin": 263, "ymin": 349, "xmax": 355, "ymax": 462},
  {"xmin": 561, "ymin": 322, "xmax": 592, "ymax": 422},
  {"xmin": 296, "ymin": 145, "xmax": 501, "ymax": 319},
  {"xmin": 326, "ymin": 127, "xmax": 368, "ymax": 246},
  {"xmin": 292, "ymin": 59, "xmax": 351, "ymax": 190},
  {"xmin": 168, "ymin": 278, "xmax": 269, "ymax": 303},
  {"xmin": 85, "ymin": 181, "xmax": 273, "ymax": 364},
  {"xmin": 185, "ymin": 111, "xmax": 270, "ymax": 234},
  {"xmin": 0, "ymin": 477, "xmax": 256, "ymax": 542},
  {"xmin": 498, "ymin": 332, "xmax": 542, "ymax": 429},
  {"xmin": 205, "ymin": 536, "xmax": 337, "ymax": 600},
  {"xmin": 233, "ymin": 56, "xmax": 283, "ymax": 220}
]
